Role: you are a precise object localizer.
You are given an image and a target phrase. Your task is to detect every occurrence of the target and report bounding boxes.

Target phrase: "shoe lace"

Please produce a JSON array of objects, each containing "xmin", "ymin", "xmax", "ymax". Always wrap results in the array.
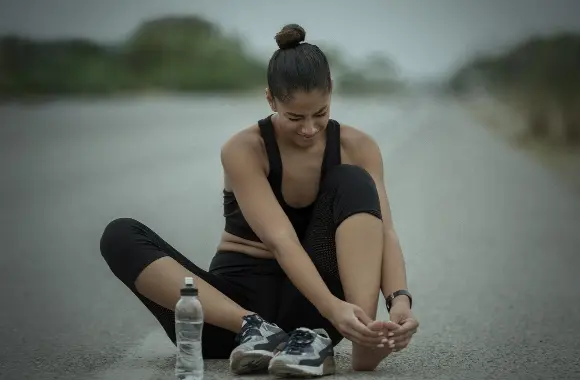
[
  {"xmin": 284, "ymin": 329, "xmax": 315, "ymax": 354},
  {"xmin": 237, "ymin": 326, "xmax": 253, "ymax": 344},
  {"xmin": 236, "ymin": 314, "xmax": 281, "ymax": 344}
]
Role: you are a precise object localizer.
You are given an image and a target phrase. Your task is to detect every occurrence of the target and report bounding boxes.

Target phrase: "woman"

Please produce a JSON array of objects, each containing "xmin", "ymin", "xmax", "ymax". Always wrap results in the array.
[{"xmin": 100, "ymin": 23, "xmax": 418, "ymax": 377}]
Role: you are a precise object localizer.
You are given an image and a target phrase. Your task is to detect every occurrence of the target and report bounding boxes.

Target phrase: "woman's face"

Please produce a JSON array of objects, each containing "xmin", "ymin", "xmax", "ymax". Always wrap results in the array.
[{"xmin": 267, "ymin": 88, "xmax": 332, "ymax": 148}]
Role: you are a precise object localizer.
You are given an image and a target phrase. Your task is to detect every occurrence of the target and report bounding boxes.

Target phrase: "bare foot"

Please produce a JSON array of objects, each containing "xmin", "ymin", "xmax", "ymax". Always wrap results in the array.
[{"xmin": 351, "ymin": 320, "xmax": 396, "ymax": 371}]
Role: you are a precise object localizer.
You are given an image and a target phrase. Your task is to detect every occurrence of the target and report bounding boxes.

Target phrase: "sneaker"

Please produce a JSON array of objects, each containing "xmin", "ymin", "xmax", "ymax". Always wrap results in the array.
[
  {"xmin": 229, "ymin": 314, "xmax": 289, "ymax": 374},
  {"xmin": 268, "ymin": 327, "xmax": 336, "ymax": 378}
]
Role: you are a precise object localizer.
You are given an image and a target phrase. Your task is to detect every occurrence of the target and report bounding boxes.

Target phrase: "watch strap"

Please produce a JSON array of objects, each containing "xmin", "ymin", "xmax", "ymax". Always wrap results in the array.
[{"xmin": 386, "ymin": 289, "xmax": 412, "ymax": 312}]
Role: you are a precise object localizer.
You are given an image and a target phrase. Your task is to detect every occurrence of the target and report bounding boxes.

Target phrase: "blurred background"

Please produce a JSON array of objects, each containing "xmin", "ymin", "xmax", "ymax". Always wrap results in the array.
[{"xmin": 1, "ymin": 1, "xmax": 579, "ymax": 379}]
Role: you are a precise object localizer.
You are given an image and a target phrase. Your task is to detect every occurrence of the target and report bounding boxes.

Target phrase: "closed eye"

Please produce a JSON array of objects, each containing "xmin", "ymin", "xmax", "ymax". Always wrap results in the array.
[{"xmin": 289, "ymin": 113, "xmax": 327, "ymax": 122}]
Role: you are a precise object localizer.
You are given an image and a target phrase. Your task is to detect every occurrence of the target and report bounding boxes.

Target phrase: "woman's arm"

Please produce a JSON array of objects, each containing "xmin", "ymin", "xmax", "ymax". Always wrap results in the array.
[{"xmin": 220, "ymin": 132, "xmax": 337, "ymax": 317}]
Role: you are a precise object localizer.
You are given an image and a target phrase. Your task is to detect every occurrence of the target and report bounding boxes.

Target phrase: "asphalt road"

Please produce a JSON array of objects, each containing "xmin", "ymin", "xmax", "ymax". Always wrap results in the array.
[{"xmin": 1, "ymin": 94, "xmax": 579, "ymax": 380}]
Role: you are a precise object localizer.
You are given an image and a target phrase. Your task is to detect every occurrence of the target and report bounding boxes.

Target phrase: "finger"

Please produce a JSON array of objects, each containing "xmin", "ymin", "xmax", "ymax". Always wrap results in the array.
[
  {"xmin": 353, "ymin": 307, "xmax": 374, "ymax": 326},
  {"xmin": 390, "ymin": 331, "xmax": 416, "ymax": 346},
  {"xmin": 347, "ymin": 322, "xmax": 388, "ymax": 346},
  {"xmin": 369, "ymin": 320, "xmax": 400, "ymax": 343},
  {"xmin": 391, "ymin": 328, "xmax": 417, "ymax": 343},
  {"xmin": 393, "ymin": 338, "xmax": 411, "ymax": 350},
  {"xmin": 390, "ymin": 325, "xmax": 417, "ymax": 343},
  {"xmin": 393, "ymin": 329, "xmax": 417, "ymax": 349},
  {"xmin": 352, "ymin": 318, "xmax": 385, "ymax": 340},
  {"xmin": 352, "ymin": 308, "xmax": 384, "ymax": 339},
  {"xmin": 366, "ymin": 320, "xmax": 389, "ymax": 337},
  {"xmin": 366, "ymin": 320, "xmax": 384, "ymax": 331},
  {"xmin": 390, "ymin": 319, "xmax": 418, "ymax": 337},
  {"xmin": 382, "ymin": 321, "xmax": 401, "ymax": 331},
  {"xmin": 345, "ymin": 328, "xmax": 386, "ymax": 348},
  {"xmin": 390, "ymin": 333, "xmax": 410, "ymax": 345},
  {"xmin": 342, "ymin": 328, "xmax": 369, "ymax": 347},
  {"xmin": 384, "ymin": 333, "xmax": 410, "ymax": 349}
]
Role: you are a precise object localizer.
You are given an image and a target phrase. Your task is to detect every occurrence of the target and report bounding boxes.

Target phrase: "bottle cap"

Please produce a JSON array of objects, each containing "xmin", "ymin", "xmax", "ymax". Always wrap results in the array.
[{"xmin": 180, "ymin": 276, "xmax": 198, "ymax": 296}]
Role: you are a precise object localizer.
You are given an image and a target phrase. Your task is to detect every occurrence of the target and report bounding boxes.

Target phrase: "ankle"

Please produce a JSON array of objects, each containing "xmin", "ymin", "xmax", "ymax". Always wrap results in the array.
[{"xmin": 226, "ymin": 310, "xmax": 253, "ymax": 333}]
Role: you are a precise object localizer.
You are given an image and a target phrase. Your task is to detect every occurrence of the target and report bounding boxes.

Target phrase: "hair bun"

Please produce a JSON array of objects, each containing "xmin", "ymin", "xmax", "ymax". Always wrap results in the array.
[{"xmin": 275, "ymin": 24, "xmax": 306, "ymax": 49}]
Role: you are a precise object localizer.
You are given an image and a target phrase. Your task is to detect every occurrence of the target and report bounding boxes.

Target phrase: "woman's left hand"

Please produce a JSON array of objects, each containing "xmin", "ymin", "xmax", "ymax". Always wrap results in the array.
[{"xmin": 387, "ymin": 301, "xmax": 419, "ymax": 352}]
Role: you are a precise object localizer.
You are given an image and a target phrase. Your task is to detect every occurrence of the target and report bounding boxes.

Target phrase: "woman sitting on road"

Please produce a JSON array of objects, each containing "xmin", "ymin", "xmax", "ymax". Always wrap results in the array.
[{"xmin": 100, "ymin": 23, "xmax": 419, "ymax": 378}]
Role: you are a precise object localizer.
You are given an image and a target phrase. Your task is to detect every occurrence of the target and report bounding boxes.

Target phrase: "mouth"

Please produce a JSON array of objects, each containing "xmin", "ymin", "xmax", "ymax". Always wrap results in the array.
[{"xmin": 297, "ymin": 132, "xmax": 318, "ymax": 140}]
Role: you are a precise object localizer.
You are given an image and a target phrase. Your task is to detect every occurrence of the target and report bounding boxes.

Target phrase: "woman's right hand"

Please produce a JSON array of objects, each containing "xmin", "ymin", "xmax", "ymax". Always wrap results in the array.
[{"xmin": 325, "ymin": 299, "xmax": 387, "ymax": 347}]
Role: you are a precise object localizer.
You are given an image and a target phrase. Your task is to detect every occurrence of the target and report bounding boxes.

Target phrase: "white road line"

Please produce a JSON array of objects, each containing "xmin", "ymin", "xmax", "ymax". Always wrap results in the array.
[
  {"xmin": 89, "ymin": 301, "xmax": 390, "ymax": 379},
  {"xmin": 88, "ymin": 329, "xmax": 175, "ymax": 380}
]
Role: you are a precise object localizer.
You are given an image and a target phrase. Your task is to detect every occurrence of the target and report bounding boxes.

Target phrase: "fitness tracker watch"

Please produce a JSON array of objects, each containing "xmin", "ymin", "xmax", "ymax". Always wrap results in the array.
[{"xmin": 385, "ymin": 290, "xmax": 413, "ymax": 312}]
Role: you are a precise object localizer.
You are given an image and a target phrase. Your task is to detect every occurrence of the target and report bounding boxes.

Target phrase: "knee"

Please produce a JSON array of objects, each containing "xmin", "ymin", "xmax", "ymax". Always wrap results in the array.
[
  {"xmin": 322, "ymin": 164, "xmax": 377, "ymax": 196},
  {"xmin": 99, "ymin": 217, "xmax": 141, "ymax": 264},
  {"xmin": 321, "ymin": 164, "xmax": 382, "ymax": 224}
]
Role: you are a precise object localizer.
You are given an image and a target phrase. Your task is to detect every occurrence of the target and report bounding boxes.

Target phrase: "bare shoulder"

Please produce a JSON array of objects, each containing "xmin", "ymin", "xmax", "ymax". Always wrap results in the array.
[
  {"xmin": 220, "ymin": 124, "xmax": 267, "ymax": 173},
  {"xmin": 339, "ymin": 124, "xmax": 383, "ymax": 166},
  {"xmin": 221, "ymin": 123, "xmax": 262, "ymax": 155}
]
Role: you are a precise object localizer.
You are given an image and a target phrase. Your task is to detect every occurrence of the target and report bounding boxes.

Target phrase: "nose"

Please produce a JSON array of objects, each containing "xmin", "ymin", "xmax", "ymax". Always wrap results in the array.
[{"xmin": 300, "ymin": 120, "xmax": 317, "ymax": 137}]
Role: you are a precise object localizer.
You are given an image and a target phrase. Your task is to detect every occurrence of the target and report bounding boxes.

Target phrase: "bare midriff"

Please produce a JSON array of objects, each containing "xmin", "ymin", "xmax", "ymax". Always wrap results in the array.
[{"xmin": 216, "ymin": 231, "xmax": 275, "ymax": 259}]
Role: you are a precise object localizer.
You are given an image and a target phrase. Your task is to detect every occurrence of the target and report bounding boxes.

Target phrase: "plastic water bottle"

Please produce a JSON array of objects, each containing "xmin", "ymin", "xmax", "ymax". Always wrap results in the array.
[{"xmin": 175, "ymin": 276, "xmax": 204, "ymax": 379}]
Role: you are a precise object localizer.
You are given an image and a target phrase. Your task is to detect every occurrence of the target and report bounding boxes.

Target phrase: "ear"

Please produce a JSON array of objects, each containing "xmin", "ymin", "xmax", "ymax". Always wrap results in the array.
[{"xmin": 265, "ymin": 88, "xmax": 276, "ymax": 112}]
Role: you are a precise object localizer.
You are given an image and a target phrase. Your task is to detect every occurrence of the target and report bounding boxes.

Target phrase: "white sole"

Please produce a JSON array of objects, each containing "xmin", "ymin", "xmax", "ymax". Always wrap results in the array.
[
  {"xmin": 268, "ymin": 356, "xmax": 336, "ymax": 378},
  {"xmin": 229, "ymin": 349, "xmax": 274, "ymax": 374}
]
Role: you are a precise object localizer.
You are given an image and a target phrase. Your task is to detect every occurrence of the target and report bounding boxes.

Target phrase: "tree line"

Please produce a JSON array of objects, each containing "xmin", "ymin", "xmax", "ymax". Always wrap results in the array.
[
  {"xmin": 448, "ymin": 32, "xmax": 580, "ymax": 145},
  {"xmin": 0, "ymin": 15, "xmax": 403, "ymax": 99}
]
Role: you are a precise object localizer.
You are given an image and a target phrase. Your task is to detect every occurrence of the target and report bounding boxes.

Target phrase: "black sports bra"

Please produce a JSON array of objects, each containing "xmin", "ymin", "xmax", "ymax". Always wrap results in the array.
[{"xmin": 223, "ymin": 114, "xmax": 341, "ymax": 242}]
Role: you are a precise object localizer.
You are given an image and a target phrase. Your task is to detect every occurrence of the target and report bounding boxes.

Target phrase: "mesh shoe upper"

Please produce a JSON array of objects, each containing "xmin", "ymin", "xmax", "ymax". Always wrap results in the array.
[
  {"xmin": 271, "ymin": 327, "xmax": 334, "ymax": 366},
  {"xmin": 234, "ymin": 314, "xmax": 288, "ymax": 353}
]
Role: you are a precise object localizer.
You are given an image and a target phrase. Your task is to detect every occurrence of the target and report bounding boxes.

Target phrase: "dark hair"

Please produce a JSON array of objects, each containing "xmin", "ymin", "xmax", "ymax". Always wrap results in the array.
[{"xmin": 267, "ymin": 24, "xmax": 331, "ymax": 102}]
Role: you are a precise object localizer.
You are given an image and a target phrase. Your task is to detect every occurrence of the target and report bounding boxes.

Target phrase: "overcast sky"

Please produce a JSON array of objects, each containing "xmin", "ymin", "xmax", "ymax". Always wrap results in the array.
[{"xmin": 1, "ymin": 0, "xmax": 579, "ymax": 79}]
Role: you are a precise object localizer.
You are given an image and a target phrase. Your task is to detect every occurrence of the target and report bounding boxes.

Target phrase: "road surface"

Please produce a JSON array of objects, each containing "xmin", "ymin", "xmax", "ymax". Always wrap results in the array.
[{"xmin": 1, "ymin": 94, "xmax": 579, "ymax": 379}]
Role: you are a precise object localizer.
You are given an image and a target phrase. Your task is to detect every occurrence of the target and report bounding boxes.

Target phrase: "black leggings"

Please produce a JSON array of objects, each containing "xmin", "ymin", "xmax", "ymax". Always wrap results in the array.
[{"xmin": 100, "ymin": 164, "xmax": 382, "ymax": 359}]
